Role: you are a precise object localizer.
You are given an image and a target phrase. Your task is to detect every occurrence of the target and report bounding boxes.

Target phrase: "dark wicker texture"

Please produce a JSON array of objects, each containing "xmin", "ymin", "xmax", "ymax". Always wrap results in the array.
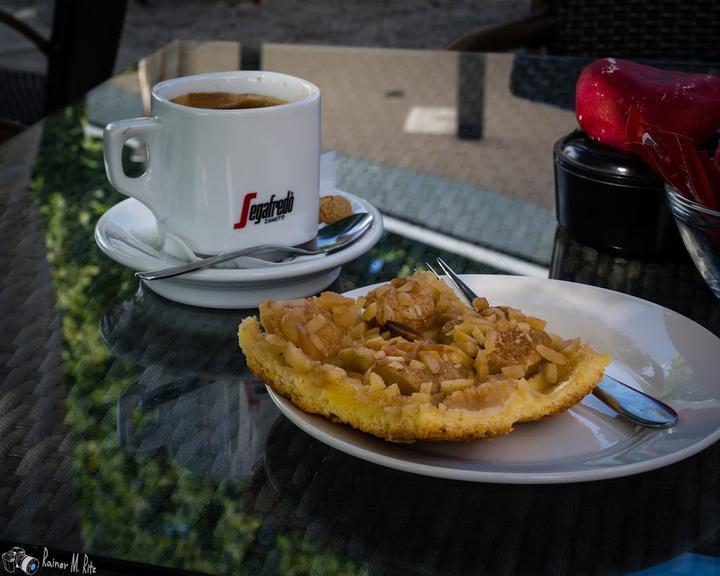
[
  {"xmin": 256, "ymin": 416, "xmax": 720, "ymax": 576},
  {"xmin": 550, "ymin": 225, "xmax": 720, "ymax": 336},
  {"xmin": 0, "ymin": 126, "xmax": 82, "ymax": 550},
  {"xmin": 0, "ymin": 69, "xmax": 45, "ymax": 126},
  {"xmin": 510, "ymin": 55, "xmax": 720, "ymax": 112},
  {"xmin": 549, "ymin": 0, "xmax": 720, "ymax": 62}
]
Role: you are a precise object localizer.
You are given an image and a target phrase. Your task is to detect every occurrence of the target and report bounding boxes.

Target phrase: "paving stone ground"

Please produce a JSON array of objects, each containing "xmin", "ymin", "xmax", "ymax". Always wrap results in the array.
[
  {"xmin": 334, "ymin": 152, "xmax": 555, "ymax": 265},
  {"xmin": 0, "ymin": 0, "xmax": 530, "ymax": 73}
]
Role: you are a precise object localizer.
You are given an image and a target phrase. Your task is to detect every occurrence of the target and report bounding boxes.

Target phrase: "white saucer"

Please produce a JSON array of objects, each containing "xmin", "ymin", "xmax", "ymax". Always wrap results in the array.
[
  {"xmin": 95, "ymin": 190, "xmax": 383, "ymax": 308},
  {"xmin": 267, "ymin": 275, "xmax": 720, "ymax": 484}
]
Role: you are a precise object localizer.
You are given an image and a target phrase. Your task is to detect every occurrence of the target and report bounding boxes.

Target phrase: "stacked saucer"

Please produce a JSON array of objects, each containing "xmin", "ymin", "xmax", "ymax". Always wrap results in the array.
[{"xmin": 95, "ymin": 190, "xmax": 383, "ymax": 308}]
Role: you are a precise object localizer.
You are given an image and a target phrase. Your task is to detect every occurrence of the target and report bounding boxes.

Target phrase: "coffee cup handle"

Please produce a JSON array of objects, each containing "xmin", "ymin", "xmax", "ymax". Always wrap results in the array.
[{"xmin": 104, "ymin": 118, "xmax": 161, "ymax": 215}]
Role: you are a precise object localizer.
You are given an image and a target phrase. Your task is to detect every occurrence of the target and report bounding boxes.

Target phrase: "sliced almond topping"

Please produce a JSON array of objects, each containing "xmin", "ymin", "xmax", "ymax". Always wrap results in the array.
[
  {"xmin": 488, "ymin": 307, "xmax": 506, "ymax": 321},
  {"xmin": 320, "ymin": 291, "xmax": 353, "ymax": 306},
  {"xmin": 507, "ymin": 309, "xmax": 524, "ymax": 321},
  {"xmin": 409, "ymin": 392, "xmax": 432, "ymax": 404},
  {"xmin": 444, "ymin": 345, "xmax": 473, "ymax": 368},
  {"xmin": 284, "ymin": 342, "xmax": 314, "ymax": 372},
  {"xmin": 517, "ymin": 322, "xmax": 530, "ymax": 332},
  {"xmin": 365, "ymin": 335, "xmax": 386, "ymax": 349},
  {"xmin": 264, "ymin": 333, "xmax": 286, "ymax": 347},
  {"xmin": 536, "ymin": 344, "xmax": 567, "ymax": 365},
  {"xmin": 440, "ymin": 378, "xmax": 474, "ymax": 393},
  {"xmin": 384, "ymin": 382, "xmax": 401, "ymax": 398},
  {"xmin": 396, "ymin": 292, "xmax": 411, "ymax": 306},
  {"xmin": 436, "ymin": 294, "xmax": 451, "ymax": 312},
  {"xmin": 562, "ymin": 337, "xmax": 580, "ymax": 355},
  {"xmin": 548, "ymin": 332, "xmax": 564, "ymax": 347},
  {"xmin": 308, "ymin": 332, "xmax": 327, "ymax": 356},
  {"xmin": 280, "ymin": 313, "xmax": 300, "ymax": 343},
  {"xmin": 397, "ymin": 280, "xmax": 415, "ymax": 292},
  {"xmin": 527, "ymin": 316, "xmax": 548, "ymax": 330},
  {"xmin": 363, "ymin": 302, "xmax": 378, "ymax": 321},
  {"xmin": 456, "ymin": 340, "xmax": 478, "ymax": 358},
  {"xmin": 367, "ymin": 371, "xmax": 386, "ymax": 392},
  {"xmin": 383, "ymin": 304, "xmax": 395, "ymax": 322},
  {"xmin": 338, "ymin": 347, "xmax": 375, "ymax": 373},
  {"xmin": 419, "ymin": 350, "xmax": 442, "ymax": 374},
  {"xmin": 404, "ymin": 347, "xmax": 418, "ymax": 362},
  {"xmin": 419, "ymin": 381, "xmax": 434, "ymax": 395},
  {"xmin": 350, "ymin": 322, "xmax": 365, "ymax": 340},
  {"xmin": 334, "ymin": 311, "xmax": 358, "ymax": 328},
  {"xmin": 472, "ymin": 296, "xmax": 489, "ymax": 311},
  {"xmin": 474, "ymin": 351, "xmax": 489, "ymax": 380},
  {"xmin": 296, "ymin": 325, "xmax": 320, "ymax": 359},
  {"xmin": 453, "ymin": 330, "xmax": 474, "ymax": 343},
  {"xmin": 544, "ymin": 363, "xmax": 558, "ymax": 385},
  {"xmin": 501, "ymin": 365, "xmax": 526, "ymax": 379},
  {"xmin": 322, "ymin": 364, "xmax": 347, "ymax": 386},
  {"xmin": 409, "ymin": 359, "xmax": 425, "ymax": 371},
  {"xmin": 484, "ymin": 330, "xmax": 498, "ymax": 352},
  {"xmin": 306, "ymin": 313, "xmax": 327, "ymax": 334}
]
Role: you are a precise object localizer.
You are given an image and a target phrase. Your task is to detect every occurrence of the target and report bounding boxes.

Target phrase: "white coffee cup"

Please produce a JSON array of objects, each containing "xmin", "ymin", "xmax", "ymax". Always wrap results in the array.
[{"xmin": 103, "ymin": 71, "xmax": 320, "ymax": 255}]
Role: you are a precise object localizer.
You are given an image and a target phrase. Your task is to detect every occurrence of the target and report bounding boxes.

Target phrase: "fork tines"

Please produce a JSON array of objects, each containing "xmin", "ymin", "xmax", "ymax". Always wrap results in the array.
[{"xmin": 434, "ymin": 257, "xmax": 477, "ymax": 304}]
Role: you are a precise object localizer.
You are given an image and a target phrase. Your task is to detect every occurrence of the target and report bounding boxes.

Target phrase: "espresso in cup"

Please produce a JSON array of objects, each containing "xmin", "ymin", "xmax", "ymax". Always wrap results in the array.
[
  {"xmin": 171, "ymin": 92, "xmax": 288, "ymax": 110},
  {"xmin": 104, "ymin": 71, "xmax": 320, "ymax": 255}
]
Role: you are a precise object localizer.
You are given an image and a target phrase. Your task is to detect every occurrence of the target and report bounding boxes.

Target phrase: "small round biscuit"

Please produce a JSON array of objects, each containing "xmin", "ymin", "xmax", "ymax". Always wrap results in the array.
[{"xmin": 319, "ymin": 195, "xmax": 353, "ymax": 224}]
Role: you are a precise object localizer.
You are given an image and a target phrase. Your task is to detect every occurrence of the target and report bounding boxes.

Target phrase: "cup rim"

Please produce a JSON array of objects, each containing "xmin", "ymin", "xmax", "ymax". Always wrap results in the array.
[
  {"xmin": 151, "ymin": 70, "xmax": 320, "ymax": 114},
  {"xmin": 665, "ymin": 184, "xmax": 720, "ymax": 217}
]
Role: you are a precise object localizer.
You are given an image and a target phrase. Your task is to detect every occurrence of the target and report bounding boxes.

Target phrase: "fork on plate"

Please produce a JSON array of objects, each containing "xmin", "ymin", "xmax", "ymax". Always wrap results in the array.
[{"xmin": 423, "ymin": 257, "xmax": 677, "ymax": 429}]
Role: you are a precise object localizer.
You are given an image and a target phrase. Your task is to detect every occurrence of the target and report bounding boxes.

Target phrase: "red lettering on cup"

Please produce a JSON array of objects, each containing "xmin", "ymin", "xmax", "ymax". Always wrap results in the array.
[{"xmin": 234, "ymin": 192, "xmax": 257, "ymax": 229}]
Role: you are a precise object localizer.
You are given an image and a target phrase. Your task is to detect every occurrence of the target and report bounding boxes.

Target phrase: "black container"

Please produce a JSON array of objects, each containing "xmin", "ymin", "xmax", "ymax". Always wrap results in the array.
[{"xmin": 554, "ymin": 129, "xmax": 685, "ymax": 258}]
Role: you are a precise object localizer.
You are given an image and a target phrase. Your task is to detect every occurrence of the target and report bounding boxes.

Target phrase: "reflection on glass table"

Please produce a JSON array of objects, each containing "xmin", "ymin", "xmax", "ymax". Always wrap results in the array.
[{"xmin": 1, "ymin": 40, "xmax": 720, "ymax": 576}]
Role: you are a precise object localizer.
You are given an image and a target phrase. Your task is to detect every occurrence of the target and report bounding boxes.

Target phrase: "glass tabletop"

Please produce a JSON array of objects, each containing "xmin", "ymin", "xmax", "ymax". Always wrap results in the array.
[{"xmin": 1, "ymin": 41, "xmax": 720, "ymax": 576}]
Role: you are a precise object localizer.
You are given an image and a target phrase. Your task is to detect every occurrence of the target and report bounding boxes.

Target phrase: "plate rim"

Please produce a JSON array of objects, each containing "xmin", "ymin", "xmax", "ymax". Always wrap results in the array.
[{"xmin": 265, "ymin": 274, "xmax": 720, "ymax": 484}]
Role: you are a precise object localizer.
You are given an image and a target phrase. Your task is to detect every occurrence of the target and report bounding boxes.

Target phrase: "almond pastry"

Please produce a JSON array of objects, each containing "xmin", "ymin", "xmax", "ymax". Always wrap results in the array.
[{"xmin": 238, "ymin": 272, "xmax": 611, "ymax": 443}]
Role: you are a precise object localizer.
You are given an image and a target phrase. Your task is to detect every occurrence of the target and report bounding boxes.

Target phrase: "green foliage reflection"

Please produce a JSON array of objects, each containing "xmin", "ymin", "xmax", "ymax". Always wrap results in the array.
[{"xmin": 27, "ymin": 104, "xmax": 366, "ymax": 575}]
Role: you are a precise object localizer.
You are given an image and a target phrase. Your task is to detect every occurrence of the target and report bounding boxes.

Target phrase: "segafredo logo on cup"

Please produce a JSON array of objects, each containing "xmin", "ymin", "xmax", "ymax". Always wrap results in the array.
[{"xmin": 233, "ymin": 190, "xmax": 295, "ymax": 229}]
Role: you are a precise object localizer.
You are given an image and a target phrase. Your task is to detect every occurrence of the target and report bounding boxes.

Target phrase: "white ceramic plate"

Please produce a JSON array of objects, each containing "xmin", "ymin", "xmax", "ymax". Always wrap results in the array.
[
  {"xmin": 95, "ymin": 190, "xmax": 383, "ymax": 308},
  {"xmin": 266, "ymin": 275, "xmax": 720, "ymax": 483}
]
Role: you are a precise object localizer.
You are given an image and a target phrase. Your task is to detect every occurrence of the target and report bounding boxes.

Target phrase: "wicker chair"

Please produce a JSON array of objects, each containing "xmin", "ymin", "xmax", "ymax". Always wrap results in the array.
[
  {"xmin": 447, "ymin": 0, "xmax": 720, "ymax": 62},
  {"xmin": 449, "ymin": 0, "xmax": 720, "ymax": 115},
  {"xmin": 0, "ymin": 0, "xmax": 128, "ymax": 141}
]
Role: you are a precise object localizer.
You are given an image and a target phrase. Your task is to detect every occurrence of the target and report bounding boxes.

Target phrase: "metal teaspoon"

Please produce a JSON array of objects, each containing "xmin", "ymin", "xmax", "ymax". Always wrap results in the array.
[{"xmin": 137, "ymin": 212, "xmax": 373, "ymax": 281}]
